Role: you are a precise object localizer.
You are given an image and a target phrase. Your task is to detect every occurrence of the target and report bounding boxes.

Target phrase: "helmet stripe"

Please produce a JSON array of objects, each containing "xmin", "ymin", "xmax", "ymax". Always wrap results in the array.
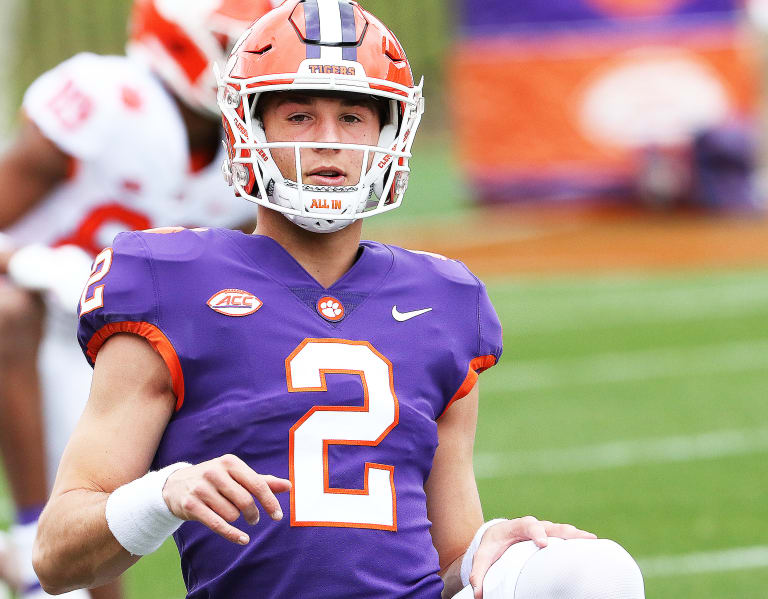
[
  {"xmin": 304, "ymin": 0, "xmax": 322, "ymax": 58},
  {"xmin": 339, "ymin": 0, "xmax": 357, "ymax": 62},
  {"xmin": 317, "ymin": 0, "xmax": 343, "ymax": 62}
]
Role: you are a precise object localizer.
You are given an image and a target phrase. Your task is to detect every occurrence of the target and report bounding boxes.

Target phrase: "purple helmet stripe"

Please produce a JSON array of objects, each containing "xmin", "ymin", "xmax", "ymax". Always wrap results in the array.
[
  {"xmin": 304, "ymin": 0, "xmax": 322, "ymax": 59},
  {"xmin": 339, "ymin": 1, "xmax": 358, "ymax": 61}
]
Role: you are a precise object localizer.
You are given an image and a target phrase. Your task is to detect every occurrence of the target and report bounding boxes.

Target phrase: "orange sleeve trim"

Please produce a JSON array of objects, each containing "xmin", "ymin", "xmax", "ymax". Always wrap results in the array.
[
  {"xmin": 86, "ymin": 321, "xmax": 185, "ymax": 411},
  {"xmin": 440, "ymin": 354, "xmax": 497, "ymax": 418}
]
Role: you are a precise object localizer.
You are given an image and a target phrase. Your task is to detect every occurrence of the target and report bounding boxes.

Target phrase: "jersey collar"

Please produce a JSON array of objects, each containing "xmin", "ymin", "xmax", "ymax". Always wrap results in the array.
[{"xmin": 222, "ymin": 230, "xmax": 394, "ymax": 295}]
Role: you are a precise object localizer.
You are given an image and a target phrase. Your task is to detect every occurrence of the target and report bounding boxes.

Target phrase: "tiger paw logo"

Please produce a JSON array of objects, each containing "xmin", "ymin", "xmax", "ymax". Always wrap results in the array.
[
  {"xmin": 208, "ymin": 289, "xmax": 262, "ymax": 317},
  {"xmin": 317, "ymin": 296, "xmax": 345, "ymax": 322}
]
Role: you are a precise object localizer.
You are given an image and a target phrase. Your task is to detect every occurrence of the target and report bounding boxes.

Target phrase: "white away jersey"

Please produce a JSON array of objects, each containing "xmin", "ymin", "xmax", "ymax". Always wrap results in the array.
[{"xmin": 6, "ymin": 53, "xmax": 253, "ymax": 253}]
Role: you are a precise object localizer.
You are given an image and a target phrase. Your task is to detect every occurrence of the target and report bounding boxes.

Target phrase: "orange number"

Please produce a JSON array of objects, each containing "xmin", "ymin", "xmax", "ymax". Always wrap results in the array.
[{"xmin": 55, "ymin": 203, "xmax": 151, "ymax": 256}]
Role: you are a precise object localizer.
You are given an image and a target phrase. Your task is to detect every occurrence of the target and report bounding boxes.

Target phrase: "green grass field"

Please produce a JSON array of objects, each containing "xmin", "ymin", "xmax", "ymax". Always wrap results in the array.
[{"xmin": 478, "ymin": 267, "xmax": 768, "ymax": 599}]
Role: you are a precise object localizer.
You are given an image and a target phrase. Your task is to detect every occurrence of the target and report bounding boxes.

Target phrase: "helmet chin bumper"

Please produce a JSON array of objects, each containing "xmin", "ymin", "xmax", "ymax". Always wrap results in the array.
[{"xmin": 271, "ymin": 180, "xmax": 373, "ymax": 233}]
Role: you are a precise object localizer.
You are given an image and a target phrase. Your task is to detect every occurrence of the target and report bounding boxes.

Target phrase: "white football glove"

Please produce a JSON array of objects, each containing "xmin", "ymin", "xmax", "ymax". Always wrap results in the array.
[{"xmin": 7, "ymin": 244, "xmax": 94, "ymax": 314}]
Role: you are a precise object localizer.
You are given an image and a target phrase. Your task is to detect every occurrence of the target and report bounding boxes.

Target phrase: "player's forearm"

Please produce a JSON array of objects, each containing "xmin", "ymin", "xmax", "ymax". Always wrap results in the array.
[
  {"xmin": 0, "ymin": 161, "xmax": 60, "ymax": 230},
  {"xmin": 0, "ymin": 120, "xmax": 70, "ymax": 230},
  {"xmin": 34, "ymin": 489, "xmax": 139, "ymax": 594}
]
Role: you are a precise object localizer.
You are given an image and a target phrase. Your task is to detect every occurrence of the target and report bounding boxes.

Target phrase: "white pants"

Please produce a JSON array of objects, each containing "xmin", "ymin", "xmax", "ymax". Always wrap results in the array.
[{"xmin": 38, "ymin": 304, "xmax": 92, "ymax": 488}]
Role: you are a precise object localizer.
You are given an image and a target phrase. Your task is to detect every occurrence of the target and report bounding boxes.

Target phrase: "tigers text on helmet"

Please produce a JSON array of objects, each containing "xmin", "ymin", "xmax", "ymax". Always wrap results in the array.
[
  {"xmin": 217, "ymin": 0, "xmax": 425, "ymax": 233},
  {"xmin": 127, "ymin": 0, "xmax": 277, "ymax": 117}
]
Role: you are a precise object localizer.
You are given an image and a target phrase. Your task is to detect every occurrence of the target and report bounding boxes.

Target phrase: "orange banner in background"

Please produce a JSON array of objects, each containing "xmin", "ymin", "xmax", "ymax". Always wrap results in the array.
[{"xmin": 452, "ymin": 25, "xmax": 758, "ymax": 200}]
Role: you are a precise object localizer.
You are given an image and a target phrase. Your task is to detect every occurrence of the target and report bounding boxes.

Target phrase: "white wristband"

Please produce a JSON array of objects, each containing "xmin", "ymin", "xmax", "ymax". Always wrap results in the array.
[
  {"xmin": 105, "ymin": 462, "xmax": 191, "ymax": 556},
  {"xmin": 460, "ymin": 518, "xmax": 509, "ymax": 587}
]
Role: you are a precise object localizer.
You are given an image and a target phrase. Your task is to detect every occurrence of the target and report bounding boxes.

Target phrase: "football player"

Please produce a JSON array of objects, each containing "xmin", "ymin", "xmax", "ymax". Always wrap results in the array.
[
  {"xmin": 33, "ymin": 1, "xmax": 645, "ymax": 598},
  {"xmin": 0, "ymin": 1, "xmax": 275, "ymax": 597}
]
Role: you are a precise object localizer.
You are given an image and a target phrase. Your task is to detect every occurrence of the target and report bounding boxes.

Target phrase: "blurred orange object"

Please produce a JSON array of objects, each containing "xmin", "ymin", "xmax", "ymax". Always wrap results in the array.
[{"xmin": 452, "ymin": 13, "xmax": 758, "ymax": 203}]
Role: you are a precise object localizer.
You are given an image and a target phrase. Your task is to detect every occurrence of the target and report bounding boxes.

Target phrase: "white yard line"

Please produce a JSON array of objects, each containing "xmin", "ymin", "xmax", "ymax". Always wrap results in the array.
[
  {"xmin": 640, "ymin": 545, "xmax": 768, "ymax": 577},
  {"xmin": 474, "ymin": 427, "xmax": 768, "ymax": 478},
  {"xmin": 499, "ymin": 277, "xmax": 768, "ymax": 334},
  {"xmin": 485, "ymin": 338, "xmax": 768, "ymax": 392}
]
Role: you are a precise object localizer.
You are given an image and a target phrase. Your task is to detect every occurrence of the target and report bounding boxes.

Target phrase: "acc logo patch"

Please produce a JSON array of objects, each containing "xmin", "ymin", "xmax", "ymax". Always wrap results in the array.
[{"xmin": 207, "ymin": 289, "xmax": 262, "ymax": 317}]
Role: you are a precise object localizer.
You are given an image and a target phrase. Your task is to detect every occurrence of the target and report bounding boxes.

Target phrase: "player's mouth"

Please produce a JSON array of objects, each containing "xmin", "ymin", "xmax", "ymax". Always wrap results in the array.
[{"xmin": 306, "ymin": 166, "xmax": 347, "ymax": 186}]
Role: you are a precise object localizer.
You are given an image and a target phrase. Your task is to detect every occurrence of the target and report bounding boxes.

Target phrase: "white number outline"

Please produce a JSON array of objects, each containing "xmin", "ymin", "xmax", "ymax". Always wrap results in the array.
[
  {"xmin": 79, "ymin": 248, "xmax": 113, "ymax": 316},
  {"xmin": 286, "ymin": 338, "xmax": 400, "ymax": 531}
]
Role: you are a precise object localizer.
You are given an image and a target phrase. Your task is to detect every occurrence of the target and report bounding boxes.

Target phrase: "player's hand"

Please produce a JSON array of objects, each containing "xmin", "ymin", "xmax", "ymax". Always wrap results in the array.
[
  {"xmin": 468, "ymin": 516, "xmax": 597, "ymax": 598},
  {"xmin": 162, "ymin": 454, "xmax": 291, "ymax": 546}
]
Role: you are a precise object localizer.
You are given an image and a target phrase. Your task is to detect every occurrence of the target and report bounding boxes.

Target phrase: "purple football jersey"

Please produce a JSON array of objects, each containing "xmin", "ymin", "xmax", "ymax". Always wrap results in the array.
[{"xmin": 78, "ymin": 228, "xmax": 502, "ymax": 598}]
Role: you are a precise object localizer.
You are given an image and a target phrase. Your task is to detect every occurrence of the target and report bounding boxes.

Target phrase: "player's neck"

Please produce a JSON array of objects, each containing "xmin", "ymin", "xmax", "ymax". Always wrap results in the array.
[{"xmin": 255, "ymin": 209, "xmax": 363, "ymax": 289}]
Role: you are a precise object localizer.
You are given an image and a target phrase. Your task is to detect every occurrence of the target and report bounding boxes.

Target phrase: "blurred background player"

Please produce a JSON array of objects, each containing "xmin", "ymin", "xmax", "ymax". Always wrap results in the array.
[
  {"xmin": 0, "ymin": 0, "xmax": 275, "ymax": 597},
  {"xmin": 34, "ymin": 2, "xmax": 643, "ymax": 598}
]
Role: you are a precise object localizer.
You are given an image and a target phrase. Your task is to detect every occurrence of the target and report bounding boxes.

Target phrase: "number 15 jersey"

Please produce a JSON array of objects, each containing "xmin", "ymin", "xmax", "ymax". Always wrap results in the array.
[{"xmin": 78, "ymin": 227, "xmax": 503, "ymax": 598}]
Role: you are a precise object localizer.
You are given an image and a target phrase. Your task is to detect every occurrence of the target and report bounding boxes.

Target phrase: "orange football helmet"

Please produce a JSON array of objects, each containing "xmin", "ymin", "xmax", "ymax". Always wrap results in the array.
[
  {"xmin": 217, "ymin": 0, "xmax": 425, "ymax": 232},
  {"xmin": 127, "ymin": 0, "xmax": 277, "ymax": 117}
]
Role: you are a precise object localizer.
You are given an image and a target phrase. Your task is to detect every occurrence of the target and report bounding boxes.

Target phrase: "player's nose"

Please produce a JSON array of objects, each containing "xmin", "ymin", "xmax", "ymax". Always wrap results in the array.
[{"xmin": 311, "ymin": 116, "xmax": 343, "ymax": 152}]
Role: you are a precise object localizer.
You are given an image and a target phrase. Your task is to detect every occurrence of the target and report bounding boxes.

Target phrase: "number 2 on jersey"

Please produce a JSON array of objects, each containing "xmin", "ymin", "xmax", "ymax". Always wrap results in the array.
[
  {"xmin": 287, "ymin": 339, "xmax": 399, "ymax": 531},
  {"xmin": 79, "ymin": 247, "xmax": 113, "ymax": 316}
]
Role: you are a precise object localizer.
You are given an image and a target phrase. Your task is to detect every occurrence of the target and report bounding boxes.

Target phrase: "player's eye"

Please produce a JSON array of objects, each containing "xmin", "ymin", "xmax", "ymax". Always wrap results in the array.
[
  {"xmin": 288, "ymin": 113, "xmax": 311, "ymax": 122},
  {"xmin": 340, "ymin": 114, "xmax": 362, "ymax": 124}
]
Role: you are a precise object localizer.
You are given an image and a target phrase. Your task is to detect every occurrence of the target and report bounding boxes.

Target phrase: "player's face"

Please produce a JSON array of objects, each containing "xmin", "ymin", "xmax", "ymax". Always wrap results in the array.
[{"xmin": 260, "ymin": 93, "xmax": 381, "ymax": 187}]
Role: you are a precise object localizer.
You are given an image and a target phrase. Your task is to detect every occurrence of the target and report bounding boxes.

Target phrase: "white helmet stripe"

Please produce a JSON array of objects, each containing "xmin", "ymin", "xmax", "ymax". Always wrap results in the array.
[{"xmin": 317, "ymin": 0, "xmax": 343, "ymax": 62}]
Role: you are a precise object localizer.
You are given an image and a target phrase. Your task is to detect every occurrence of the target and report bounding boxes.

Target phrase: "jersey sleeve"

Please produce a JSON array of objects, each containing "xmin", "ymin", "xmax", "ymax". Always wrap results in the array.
[
  {"xmin": 478, "ymin": 280, "xmax": 503, "ymax": 365},
  {"xmin": 22, "ymin": 53, "xmax": 114, "ymax": 161},
  {"xmin": 442, "ymin": 274, "xmax": 503, "ymax": 415},
  {"xmin": 77, "ymin": 231, "xmax": 185, "ymax": 408}
]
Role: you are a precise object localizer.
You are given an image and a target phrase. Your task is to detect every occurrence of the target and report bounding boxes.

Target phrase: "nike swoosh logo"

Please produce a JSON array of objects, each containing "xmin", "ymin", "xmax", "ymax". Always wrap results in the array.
[{"xmin": 392, "ymin": 306, "xmax": 433, "ymax": 322}]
